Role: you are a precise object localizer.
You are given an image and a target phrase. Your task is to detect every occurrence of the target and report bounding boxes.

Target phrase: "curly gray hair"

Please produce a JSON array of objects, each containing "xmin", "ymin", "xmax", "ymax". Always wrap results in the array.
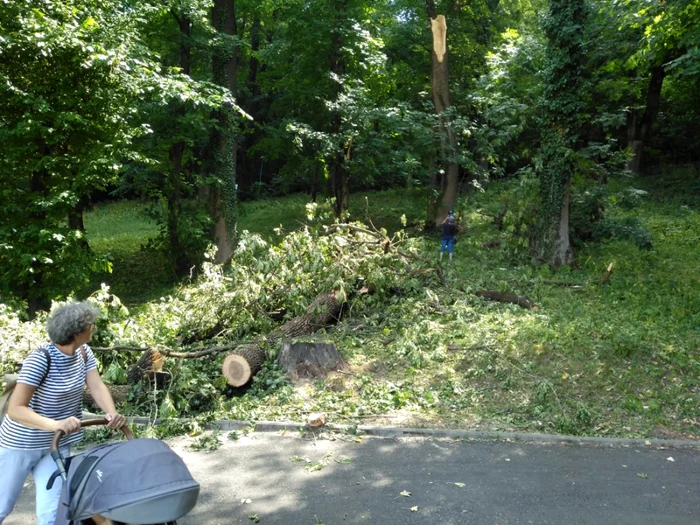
[{"xmin": 47, "ymin": 302, "xmax": 100, "ymax": 345}]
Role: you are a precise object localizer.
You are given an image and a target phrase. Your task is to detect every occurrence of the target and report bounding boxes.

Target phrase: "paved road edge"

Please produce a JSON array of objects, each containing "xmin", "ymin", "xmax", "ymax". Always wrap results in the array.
[{"xmin": 84, "ymin": 413, "xmax": 700, "ymax": 448}]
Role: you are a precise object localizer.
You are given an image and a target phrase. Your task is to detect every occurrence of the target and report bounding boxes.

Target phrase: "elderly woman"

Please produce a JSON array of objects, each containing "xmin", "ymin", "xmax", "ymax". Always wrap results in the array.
[{"xmin": 0, "ymin": 302, "xmax": 126, "ymax": 525}]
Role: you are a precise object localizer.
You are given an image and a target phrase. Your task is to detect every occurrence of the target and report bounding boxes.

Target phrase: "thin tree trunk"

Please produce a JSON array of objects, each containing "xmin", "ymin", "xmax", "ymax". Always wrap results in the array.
[
  {"xmin": 427, "ymin": 11, "xmax": 459, "ymax": 226},
  {"xmin": 552, "ymin": 179, "xmax": 573, "ymax": 266},
  {"xmin": 627, "ymin": 65, "xmax": 666, "ymax": 174},
  {"xmin": 209, "ymin": 0, "xmax": 239, "ymax": 264},
  {"xmin": 167, "ymin": 12, "xmax": 191, "ymax": 276},
  {"xmin": 27, "ymin": 143, "xmax": 51, "ymax": 317},
  {"xmin": 329, "ymin": 0, "xmax": 350, "ymax": 218}
]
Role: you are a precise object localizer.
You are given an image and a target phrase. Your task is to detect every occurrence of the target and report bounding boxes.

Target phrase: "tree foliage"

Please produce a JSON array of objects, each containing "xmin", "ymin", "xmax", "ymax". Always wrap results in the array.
[{"xmin": 1, "ymin": 0, "xmax": 698, "ymax": 310}]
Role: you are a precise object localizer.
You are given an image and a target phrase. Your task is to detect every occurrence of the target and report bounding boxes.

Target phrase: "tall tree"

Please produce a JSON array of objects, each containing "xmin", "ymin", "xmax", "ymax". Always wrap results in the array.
[
  {"xmin": 329, "ymin": 0, "xmax": 352, "ymax": 217},
  {"xmin": 166, "ymin": 7, "xmax": 193, "ymax": 276},
  {"xmin": 534, "ymin": 0, "xmax": 587, "ymax": 266},
  {"xmin": 426, "ymin": 0, "xmax": 459, "ymax": 225},
  {"xmin": 209, "ymin": 0, "xmax": 239, "ymax": 263}
]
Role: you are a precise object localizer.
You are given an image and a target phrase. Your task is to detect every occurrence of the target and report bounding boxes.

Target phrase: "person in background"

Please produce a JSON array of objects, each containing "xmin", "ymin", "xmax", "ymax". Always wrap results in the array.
[
  {"xmin": 440, "ymin": 211, "xmax": 460, "ymax": 262},
  {"xmin": 0, "ymin": 302, "xmax": 126, "ymax": 525}
]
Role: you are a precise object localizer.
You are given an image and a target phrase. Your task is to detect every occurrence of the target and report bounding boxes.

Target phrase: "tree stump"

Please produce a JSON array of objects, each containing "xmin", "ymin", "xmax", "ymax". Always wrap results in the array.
[
  {"xmin": 277, "ymin": 341, "xmax": 348, "ymax": 380},
  {"xmin": 221, "ymin": 345, "xmax": 266, "ymax": 387}
]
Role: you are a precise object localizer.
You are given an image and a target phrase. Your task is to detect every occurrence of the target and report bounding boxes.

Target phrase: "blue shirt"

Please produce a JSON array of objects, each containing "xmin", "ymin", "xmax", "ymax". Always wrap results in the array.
[
  {"xmin": 0, "ymin": 344, "xmax": 97, "ymax": 449},
  {"xmin": 442, "ymin": 222, "xmax": 458, "ymax": 240}
]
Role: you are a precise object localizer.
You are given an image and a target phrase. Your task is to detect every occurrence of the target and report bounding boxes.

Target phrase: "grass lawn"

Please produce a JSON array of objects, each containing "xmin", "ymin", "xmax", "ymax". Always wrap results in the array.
[{"xmin": 83, "ymin": 189, "xmax": 428, "ymax": 305}]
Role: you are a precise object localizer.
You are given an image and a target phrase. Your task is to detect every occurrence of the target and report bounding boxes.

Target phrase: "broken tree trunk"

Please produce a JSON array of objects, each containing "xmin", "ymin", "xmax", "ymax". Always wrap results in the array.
[
  {"xmin": 277, "ymin": 341, "xmax": 348, "ymax": 380},
  {"xmin": 126, "ymin": 349, "xmax": 166, "ymax": 384},
  {"xmin": 268, "ymin": 291, "xmax": 345, "ymax": 340},
  {"xmin": 221, "ymin": 344, "xmax": 266, "ymax": 387},
  {"xmin": 599, "ymin": 262, "xmax": 614, "ymax": 285},
  {"xmin": 427, "ymin": 11, "xmax": 459, "ymax": 226},
  {"xmin": 476, "ymin": 290, "xmax": 536, "ymax": 310}
]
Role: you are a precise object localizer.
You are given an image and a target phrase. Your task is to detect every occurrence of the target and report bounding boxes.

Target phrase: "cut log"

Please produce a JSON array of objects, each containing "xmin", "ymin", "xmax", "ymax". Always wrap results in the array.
[
  {"xmin": 278, "ymin": 341, "xmax": 348, "ymax": 380},
  {"xmin": 83, "ymin": 384, "xmax": 131, "ymax": 410},
  {"xmin": 476, "ymin": 290, "xmax": 536, "ymax": 309},
  {"xmin": 268, "ymin": 291, "xmax": 345, "ymax": 340},
  {"xmin": 221, "ymin": 345, "xmax": 266, "ymax": 387}
]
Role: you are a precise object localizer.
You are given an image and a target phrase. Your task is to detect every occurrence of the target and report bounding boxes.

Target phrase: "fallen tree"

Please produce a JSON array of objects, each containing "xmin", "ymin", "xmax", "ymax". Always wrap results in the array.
[
  {"xmin": 108, "ymin": 288, "xmax": 353, "ymax": 386},
  {"xmin": 89, "ymin": 222, "xmax": 438, "ymax": 389}
]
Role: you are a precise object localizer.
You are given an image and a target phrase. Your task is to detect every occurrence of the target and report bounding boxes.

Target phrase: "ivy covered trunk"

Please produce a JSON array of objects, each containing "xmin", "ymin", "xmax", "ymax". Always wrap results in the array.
[
  {"xmin": 209, "ymin": 0, "xmax": 238, "ymax": 264},
  {"xmin": 426, "ymin": 9, "xmax": 459, "ymax": 227},
  {"xmin": 535, "ymin": 0, "xmax": 587, "ymax": 267}
]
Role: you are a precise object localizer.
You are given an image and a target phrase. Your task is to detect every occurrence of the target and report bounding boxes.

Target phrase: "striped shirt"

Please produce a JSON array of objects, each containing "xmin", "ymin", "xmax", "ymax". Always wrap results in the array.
[{"xmin": 0, "ymin": 343, "xmax": 97, "ymax": 450}]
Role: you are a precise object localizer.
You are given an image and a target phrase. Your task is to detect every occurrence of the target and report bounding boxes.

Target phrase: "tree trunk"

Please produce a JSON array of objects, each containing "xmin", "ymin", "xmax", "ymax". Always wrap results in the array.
[
  {"xmin": 165, "ymin": 12, "xmax": 191, "ymax": 276},
  {"xmin": 209, "ymin": 0, "xmax": 239, "ymax": 264},
  {"xmin": 268, "ymin": 291, "xmax": 346, "ymax": 340},
  {"xmin": 427, "ymin": 11, "xmax": 459, "ymax": 226},
  {"xmin": 329, "ymin": 0, "xmax": 350, "ymax": 218},
  {"xmin": 221, "ymin": 345, "xmax": 266, "ymax": 386},
  {"xmin": 278, "ymin": 341, "xmax": 348, "ymax": 380},
  {"xmin": 126, "ymin": 349, "xmax": 166, "ymax": 384},
  {"xmin": 626, "ymin": 65, "xmax": 666, "ymax": 174},
  {"xmin": 331, "ymin": 149, "xmax": 350, "ymax": 217},
  {"xmin": 552, "ymin": 179, "xmax": 573, "ymax": 266},
  {"xmin": 27, "ymin": 156, "xmax": 50, "ymax": 317},
  {"xmin": 68, "ymin": 197, "xmax": 89, "ymax": 250}
]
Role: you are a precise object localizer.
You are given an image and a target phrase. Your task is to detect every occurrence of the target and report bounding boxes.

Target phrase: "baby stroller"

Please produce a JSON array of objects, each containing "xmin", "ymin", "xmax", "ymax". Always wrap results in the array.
[{"xmin": 49, "ymin": 419, "xmax": 200, "ymax": 525}]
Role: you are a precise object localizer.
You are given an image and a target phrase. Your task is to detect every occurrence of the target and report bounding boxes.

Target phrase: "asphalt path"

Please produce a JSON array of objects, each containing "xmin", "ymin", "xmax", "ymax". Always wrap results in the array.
[{"xmin": 7, "ymin": 432, "xmax": 700, "ymax": 525}]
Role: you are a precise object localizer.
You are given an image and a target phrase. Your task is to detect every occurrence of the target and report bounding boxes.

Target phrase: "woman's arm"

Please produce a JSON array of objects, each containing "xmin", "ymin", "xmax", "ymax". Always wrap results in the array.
[
  {"xmin": 85, "ymin": 369, "xmax": 126, "ymax": 429},
  {"xmin": 7, "ymin": 384, "xmax": 80, "ymax": 433}
]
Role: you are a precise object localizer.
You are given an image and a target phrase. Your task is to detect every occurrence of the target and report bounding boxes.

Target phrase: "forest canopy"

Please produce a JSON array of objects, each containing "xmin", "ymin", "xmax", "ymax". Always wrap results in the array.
[{"xmin": 1, "ymin": 0, "xmax": 698, "ymax": 310}]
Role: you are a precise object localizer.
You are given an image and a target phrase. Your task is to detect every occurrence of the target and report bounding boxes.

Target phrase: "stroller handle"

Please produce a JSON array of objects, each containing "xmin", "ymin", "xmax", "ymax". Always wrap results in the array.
[{"xmin": 51, "ymin": 418, "xmax": 135, "ymax": 453}]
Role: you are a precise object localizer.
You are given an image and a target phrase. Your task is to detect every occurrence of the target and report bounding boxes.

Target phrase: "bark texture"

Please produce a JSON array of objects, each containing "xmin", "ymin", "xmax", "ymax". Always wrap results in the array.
[
  {"xmin": 278, "ymin": 341, "xmax": 348, "ymax": 380},
  {"xmin": 428, "ymin": 12, "xmax": 459, "ymax": 226},
  {"xmin": 83, "ymin": 385, "xmax": 131, "ymax": 410},
  {"xmin": 221, "ymin": 345, "xmax": 266, "ymax": 386},
  {"xmin": 268, "ymin": 291, "xmax": 345, "ymax": 340},
  {"xmin": 209, "ymin": 0, "xmax": 239, "ymax": 264}
]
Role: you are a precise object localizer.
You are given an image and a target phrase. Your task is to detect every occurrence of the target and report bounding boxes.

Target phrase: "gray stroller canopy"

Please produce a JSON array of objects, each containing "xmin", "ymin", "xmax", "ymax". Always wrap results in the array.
[{"xmin": 55, "ymin": 438, "xmax": 200, "ymax": 525}]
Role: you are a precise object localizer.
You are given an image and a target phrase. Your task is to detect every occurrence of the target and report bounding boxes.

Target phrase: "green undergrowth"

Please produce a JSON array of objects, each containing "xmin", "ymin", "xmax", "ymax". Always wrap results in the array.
[{"xmin": 2, "ymin": 176, "xmax": 698, "ymax": 441}]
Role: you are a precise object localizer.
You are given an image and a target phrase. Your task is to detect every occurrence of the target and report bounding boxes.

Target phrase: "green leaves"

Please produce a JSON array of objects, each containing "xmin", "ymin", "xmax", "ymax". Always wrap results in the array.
[{"xmin": 0, "ymin": 0, "xmax": 237, "ymax": 308}]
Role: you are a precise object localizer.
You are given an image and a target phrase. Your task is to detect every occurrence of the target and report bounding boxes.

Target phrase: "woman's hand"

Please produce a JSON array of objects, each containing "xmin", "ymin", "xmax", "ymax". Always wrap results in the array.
[
  {"xmin": 54, "ymin": 417, "xmax": 81, "ymax": 435},
  {"xmin": 105, "ymin": 412, "xmax": 126, "ymax": 430}
]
